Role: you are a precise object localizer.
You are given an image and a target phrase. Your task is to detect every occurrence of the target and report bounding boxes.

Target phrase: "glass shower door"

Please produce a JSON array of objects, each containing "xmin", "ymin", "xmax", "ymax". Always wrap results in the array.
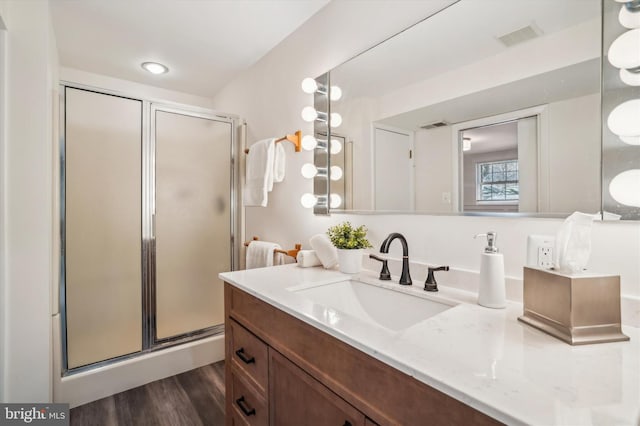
[{"xmin": 153, "ymin": 109, "xmax": 231, "ymax": 341}]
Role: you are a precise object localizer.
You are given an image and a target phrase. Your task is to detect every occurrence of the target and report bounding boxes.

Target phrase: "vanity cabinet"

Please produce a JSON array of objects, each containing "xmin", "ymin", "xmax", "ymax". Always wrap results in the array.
[{"xmin": 224, "ymin": 283, "xmax": 500, "ymax": 426}]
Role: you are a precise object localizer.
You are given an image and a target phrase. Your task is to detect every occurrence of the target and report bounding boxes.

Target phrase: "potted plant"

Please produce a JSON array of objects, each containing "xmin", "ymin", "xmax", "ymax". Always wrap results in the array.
[{"xmin": 327, "ymin": 221, "xmax": 373, "ymax": 273}]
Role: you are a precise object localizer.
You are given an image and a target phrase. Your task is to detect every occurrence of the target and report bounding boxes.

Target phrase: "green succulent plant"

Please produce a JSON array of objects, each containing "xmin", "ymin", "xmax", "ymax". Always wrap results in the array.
[{"xmin": 326, "ymin": 221, "xmax": 373, "ymax": 250}]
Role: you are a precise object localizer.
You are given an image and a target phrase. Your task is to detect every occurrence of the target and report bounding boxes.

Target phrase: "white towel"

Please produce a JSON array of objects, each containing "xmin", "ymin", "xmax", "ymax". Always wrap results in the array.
[
  {"xmin": 273, "ymin": 142, "xmax": 286, "ymax": 184},
  {"xmin": 309, "ymin": 234, "xmax": 338, "ymax": 269},
  {"xmin": 246, "ymin": 240, "xmax": 283, "ymax": 269},
  {"xmin": 296, "ymin": 250, "xmax": 322, "ymax": 268},
  {"xmin": 244, "ymin": 138, "xmax": 275, "ymax": 207}
]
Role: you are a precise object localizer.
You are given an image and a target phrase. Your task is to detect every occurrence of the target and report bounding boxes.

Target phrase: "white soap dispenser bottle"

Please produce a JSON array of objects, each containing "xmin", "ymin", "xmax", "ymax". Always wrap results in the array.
[{"xmin": 474, "ymin": 232, "xmax": 506, "ymax": 309}]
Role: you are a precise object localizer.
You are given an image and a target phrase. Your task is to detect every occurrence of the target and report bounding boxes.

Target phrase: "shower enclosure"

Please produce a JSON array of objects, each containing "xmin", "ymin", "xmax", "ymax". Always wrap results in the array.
[{"xmin": 60, "ymin": 85, "xmax": 236, "ymax": 373}]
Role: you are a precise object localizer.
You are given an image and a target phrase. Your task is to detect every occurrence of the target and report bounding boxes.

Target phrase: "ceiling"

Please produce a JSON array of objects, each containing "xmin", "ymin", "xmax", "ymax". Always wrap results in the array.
[{"xmin": 51, "ymin": 0, "xmax": 329, "ymax": 98}]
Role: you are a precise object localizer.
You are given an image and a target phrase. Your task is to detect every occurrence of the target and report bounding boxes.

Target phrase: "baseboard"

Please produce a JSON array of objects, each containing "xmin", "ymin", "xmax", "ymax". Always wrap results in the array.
[{"xmin": 52, "ymin": 314, "xmax": 225, "ymax": 408}]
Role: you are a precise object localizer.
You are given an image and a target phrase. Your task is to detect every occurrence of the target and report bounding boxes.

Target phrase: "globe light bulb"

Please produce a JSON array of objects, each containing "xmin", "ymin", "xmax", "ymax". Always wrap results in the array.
[
  {"xmin": 300, "ymin": 193, "xmax": 317, "ymax": 208},
  {"xmin": 330, "ymin": 193, "xmax": 342, "ymax": 208},
  {"xmin": 330, "ymin": 86, "xmax": 342, "ymax": 101},
  {"xmin": 608, "ymin": 28, "xmax": 640, "ymax": 70},
  {"xmin": 619, "ymin": 4, "xmax": 640, "ymax": 29},
  {"xmin": 301, "ymin": 106, "xmax": 318, "ymax": 122},
  {"xmin": 330, "ymin": 113, "xmax": 342, "ymax": 128},
  {"xmin": 330, "ymin": 166, "xmax": 343, "ymax": 181},
  {"xmin": 301, "ymin": 135, "xmax": 318, "ymax": 151},
  {"xmin": 301, "ymin": 78, "xmax": 318, "ymax": 94},
  {"xmin": 609, "ymin": 169, "xmax": 640, "ymax": 207},
  {"xmin": 607, "ymin": 99, "xmax": 640, "ymax": 137},
  {"xmin": 620, "ymin": 68, "xmax": 640, "ymax": 86},
  {"xmin": 330, "ymin": 139, "xmax": 342, "ymax": 154},
  {"xmin": 301, "ymin": 163, "xmax": 318, "ymax": 179}
]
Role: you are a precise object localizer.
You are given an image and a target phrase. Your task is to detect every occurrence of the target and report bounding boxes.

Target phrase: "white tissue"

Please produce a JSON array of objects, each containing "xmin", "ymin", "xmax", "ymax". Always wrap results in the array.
[{"xmin": 553, "ymin": 212, "xmax": 596, "ymax": 274}]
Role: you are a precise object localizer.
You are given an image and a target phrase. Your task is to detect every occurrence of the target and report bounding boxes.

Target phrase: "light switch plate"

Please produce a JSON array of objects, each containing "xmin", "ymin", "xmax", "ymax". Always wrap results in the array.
[{"xmin": 527, "ymin": 235, "xmax": 555, "ymax": 268}]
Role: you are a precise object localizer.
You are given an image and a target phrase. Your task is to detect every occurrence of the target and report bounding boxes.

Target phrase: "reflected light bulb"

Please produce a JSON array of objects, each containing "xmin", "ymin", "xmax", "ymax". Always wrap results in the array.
[
  {"xmin": 607, "ymin": 99, "xmax": 640, "ymax": 137},
  {"xmin": 463, "ymin": 138, "xmax": 471, "ymax": 151},
  {"xmin": 619, "ymin": 4, "xmax": 640, "ymax": 29},
  {"xmin": 330, "ymin": 113, "xmax": 342, "ymax": 128},
  {"xmin": 330, "ymin": 193, "xmax": 342, "ymax": 208},
  {"xmin": 301, "ymin": 78, "xmax": 318, "ymax": 94},
  {"xmin": 608, "ymin": 28, "xmax": 640, "ymax": 70},
  {"xmin": 330, "ymin": 139, "xmax": 342, "ymax": 154},
  {"xmin": 301, "ymin": 106, "xmax": 318, "ymax": 122},
  {"xmin": 620, "ymin": 68, "xmax": 640, "ymax": 86},
  {"xmin": 301, "ymin": 135, "xmax": 318, "ymax": 151},
  {"xmin": 300, "ymin": 193, "xmax": 317, "ymax": 208},
  {"xmin": 301, "ymin": 163, "xmax": 318, "ymax": 179},
  {"xmin": 330, "ymin": 166, "xmax": 343, "ymax": 181},
  {"xmin": 609, "ymin": 169, "xmax": 640, "ymax": 207},
  {"xmin": 330, "ymin": 86, "xmax": 342, "ymax": 101}
]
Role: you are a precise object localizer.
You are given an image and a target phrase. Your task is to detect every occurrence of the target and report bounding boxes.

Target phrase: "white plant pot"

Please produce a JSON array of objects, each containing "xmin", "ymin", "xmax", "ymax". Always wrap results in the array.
[{"xmin": 336, "ymin": 249, "xmax": 364, "ymax": 274}]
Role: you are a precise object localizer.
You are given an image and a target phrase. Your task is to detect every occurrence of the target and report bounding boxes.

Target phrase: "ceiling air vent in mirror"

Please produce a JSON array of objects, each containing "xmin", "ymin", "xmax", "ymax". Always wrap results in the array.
[
  {"xmin": 497, "ymin": 24, "xmax": 543, "ymax": 48},
  {"xmin": 420, "ymin": 120, "xmax": 449, "ymax": 130}
]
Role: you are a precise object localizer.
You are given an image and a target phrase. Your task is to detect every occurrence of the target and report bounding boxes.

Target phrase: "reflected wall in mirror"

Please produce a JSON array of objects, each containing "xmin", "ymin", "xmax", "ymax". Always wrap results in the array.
[{"xmin": 326, "ymin": 0, "xmax": 604, "ymax": 216}]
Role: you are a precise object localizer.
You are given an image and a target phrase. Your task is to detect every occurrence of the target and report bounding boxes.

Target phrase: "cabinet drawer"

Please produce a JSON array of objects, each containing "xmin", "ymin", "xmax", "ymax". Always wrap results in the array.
[
  {"xmin": 229, "ymin": 319, "xmax": 268, "ymax": 394},
  {"xmin": 231, "ymin": 370, "xmax": 268, "ymax": 426}
]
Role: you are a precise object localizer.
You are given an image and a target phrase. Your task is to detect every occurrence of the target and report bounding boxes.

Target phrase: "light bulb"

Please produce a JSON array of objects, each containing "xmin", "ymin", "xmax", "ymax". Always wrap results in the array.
[
  {"xmin": 300, "ymin": 193, "xmax": 317, "ymax": 208},
  {"xmin": 608, "ymin": 28, "xmax": 640, "ymax": 70},
  {"xmin": 609, "ymin": 169, "xmax": 640, "ymax": 207},
  {"xmin": 607, "ymin": 99, "xmax": 640, "ymax": 137},
  {"xmin": 141, "ymin": 62, "xmax": 169, "ymax": 74},
  {"xmin": 330, "ymin": 113, "xmax": 342, "ymax": 128},
  {"xmin": 463, "ymin": 138, "xmax": 471, "ymax": 151},
  {"xmin": 330, "ymin": 139, "xmax": 342, "ymax": 155},
  {"xmin": 330, "ymin": 166, "xmax": 343, "ymax": 181},
  {"xmin": 330, "ymin": 193, "xmax": 342, "ymax": 208},
  {"xmin": 619, "ymin": 4, "xmax": 640, "ymax": 29},
  {"xmin": 620, "ymin": 68, "xmax": 640, "ymax": 86},
  {"xmin": 301, "ymin": 135, "xmax": 318, "ymax": 151},
  {"xmin": 301, "ymin": 106, "xmax": 318, "ymax": 122},
  {"xmin": 621, "ymin": 135, "xmax": 640, "ymax": 145},
  {"xmin": 301, "ymin": 163, "xmax": 318, "ymax": 179},
  {"xmin": 301, "ymin": 78, "xmax": 318, "ymax": 94},
  {"xmin": 330, "ymin": 86, "xmax": 342, "ymax": 101}
]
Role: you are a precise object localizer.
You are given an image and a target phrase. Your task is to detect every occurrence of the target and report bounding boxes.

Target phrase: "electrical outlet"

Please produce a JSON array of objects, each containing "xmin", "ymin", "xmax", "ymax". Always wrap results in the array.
[{"xmin": 527, "ymin": 235, "xmax": 555, "ymax": 269}]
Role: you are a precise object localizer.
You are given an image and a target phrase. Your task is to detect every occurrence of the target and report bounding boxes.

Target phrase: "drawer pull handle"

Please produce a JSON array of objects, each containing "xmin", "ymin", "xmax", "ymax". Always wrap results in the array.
[
  {"xmin": 235, "ymin": 347, "xmax": 256, "ymax": 364},
  {"xmin": 235, "ymin": 396, "xmax": 256, "ymax": 417}
]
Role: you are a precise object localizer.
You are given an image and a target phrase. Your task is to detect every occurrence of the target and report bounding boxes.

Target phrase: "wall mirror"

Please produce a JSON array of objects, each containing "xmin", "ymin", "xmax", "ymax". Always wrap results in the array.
[{"xmin": 321, "ymin": 0, "xmax": 616, "ymax": 217}]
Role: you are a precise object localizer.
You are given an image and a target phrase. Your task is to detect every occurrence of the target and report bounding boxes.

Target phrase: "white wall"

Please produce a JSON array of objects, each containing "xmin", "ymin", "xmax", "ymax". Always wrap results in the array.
[
  {"xmin": 212, "ymin": 1, "xmax": 640, "ymax": 325},
  {"xmin": 414, "ymin": 126, "xmax": 454, "ymax": 212},
  {"xmin": 0, "ymin": 0, "xmax": 58, "ymax": 402}
]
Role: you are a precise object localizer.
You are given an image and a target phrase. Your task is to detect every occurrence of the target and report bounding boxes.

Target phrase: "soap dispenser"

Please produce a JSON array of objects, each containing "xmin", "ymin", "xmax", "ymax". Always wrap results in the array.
[{"xmin": 474, "ymin": 232, "xmax": 506, "ymax": 309}]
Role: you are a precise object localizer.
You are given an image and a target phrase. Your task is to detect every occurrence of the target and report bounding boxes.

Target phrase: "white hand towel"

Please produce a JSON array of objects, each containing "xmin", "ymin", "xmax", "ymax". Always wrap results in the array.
[
  {"xmin": 246, "ymin": 240, "xmax": 282, "ymax": 269},
  {"xmin": 243, "ymin": 138, "xmax": 275, "ymax": 207},
  {"xmin": 273, "ymin": 142, "xmax": 286, "ymax": 184},
  {"xmin": 309, "ymin": 234, "xmax": 338, "ymax": 269},
  {"xmin": 296, "ymin": 250, "xmax": 322, "ymax": 268}
]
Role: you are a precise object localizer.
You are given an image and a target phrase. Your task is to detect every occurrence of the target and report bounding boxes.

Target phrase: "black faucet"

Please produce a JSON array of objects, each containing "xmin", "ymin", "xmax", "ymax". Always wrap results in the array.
[
  {"xmin": 424, "ymin": 266, "xmax": 449, "ymax": 292},
  {"xmin": 369, "ymin": 254, "xmax": 391, "ymax": 280},
  {"xmin": 379, "ymin": 233, "xmax": 412, "ymax": 285}
]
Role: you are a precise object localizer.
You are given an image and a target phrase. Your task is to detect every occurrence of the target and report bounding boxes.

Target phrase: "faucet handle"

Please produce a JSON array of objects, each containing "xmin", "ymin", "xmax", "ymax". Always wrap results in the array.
[
  {"xmin": 424, "ymin": 266, "xmax": 449, "ymax": 292},
  {"xmin": 369, "ymin": 254, "xmax": 391, "ymax": 280}
]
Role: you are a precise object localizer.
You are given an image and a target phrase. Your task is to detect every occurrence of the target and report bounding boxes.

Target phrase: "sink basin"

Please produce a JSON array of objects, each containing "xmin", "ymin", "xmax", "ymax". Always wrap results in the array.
[{"xmin": 291, "ymin": 280, "xmax": 453, "ymax": 332}]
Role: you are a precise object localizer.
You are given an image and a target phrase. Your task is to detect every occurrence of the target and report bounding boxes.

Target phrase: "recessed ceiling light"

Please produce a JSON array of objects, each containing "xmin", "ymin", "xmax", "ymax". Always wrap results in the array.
[{"xmin": 141, "ymin": 62, "xmax": 169, "ymax": 75}]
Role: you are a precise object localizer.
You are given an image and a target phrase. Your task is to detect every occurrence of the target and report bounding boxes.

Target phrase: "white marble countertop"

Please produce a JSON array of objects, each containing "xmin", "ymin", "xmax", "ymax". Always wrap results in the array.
[{"xmin": 220, "ymin": 264, "xmax": 640, "ymax": 426}]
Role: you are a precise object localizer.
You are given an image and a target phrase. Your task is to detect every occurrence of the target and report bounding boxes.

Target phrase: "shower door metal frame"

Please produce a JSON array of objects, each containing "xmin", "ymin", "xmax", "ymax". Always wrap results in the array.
[{"xmin": 59, "ymin": 82, "xmax": 238, "ymax": 375}]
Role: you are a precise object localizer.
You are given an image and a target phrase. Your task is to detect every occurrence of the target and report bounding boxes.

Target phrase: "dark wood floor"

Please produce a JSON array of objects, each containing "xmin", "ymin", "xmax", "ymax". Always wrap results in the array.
[{"xmin": 70, "ymin": 361, "xmax": 226, "ymax": 426}]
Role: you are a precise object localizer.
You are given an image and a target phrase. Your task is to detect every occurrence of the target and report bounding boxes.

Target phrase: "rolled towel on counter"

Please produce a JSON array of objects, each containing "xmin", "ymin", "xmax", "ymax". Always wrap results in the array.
[
  {"xmin": 296, "ymin": 250, "xmax": 322, "ymax": 268},
  {"xmin": 309, "ymin": 234, "xmax": 338, "ymax": 269}
]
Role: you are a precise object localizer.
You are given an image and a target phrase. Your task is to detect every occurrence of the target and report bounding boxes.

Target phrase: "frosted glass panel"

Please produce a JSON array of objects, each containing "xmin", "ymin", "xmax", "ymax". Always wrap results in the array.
[
  {"xmin": 65, "ymin": 88, "xmax": 142, "ymax": 368},
  {"xmin": 155, "ymin": 111, "xmax": 231, "ymax": 339}
]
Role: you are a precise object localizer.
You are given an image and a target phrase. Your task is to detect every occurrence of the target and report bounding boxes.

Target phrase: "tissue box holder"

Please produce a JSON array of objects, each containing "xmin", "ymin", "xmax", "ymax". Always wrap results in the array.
[{"xmin": 518, "ymin": 267, "xmax": 629, "ymax": 345}]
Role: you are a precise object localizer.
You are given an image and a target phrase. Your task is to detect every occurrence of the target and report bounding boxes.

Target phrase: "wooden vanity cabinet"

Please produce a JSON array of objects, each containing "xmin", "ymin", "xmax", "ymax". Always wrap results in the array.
[{"xmin": 224, "ymin": 283, "xmax": 501, "ymax": 426}]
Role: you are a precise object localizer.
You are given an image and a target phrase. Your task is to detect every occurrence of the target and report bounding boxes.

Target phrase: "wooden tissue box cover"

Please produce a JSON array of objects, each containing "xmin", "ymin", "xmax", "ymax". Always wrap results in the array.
[{"xmin": 518, "ymin": 266, "xmax": 629, "ymax": 345}]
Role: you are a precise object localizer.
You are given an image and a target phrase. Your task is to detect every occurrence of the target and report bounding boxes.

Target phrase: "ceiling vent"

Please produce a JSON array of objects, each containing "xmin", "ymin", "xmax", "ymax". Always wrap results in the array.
[
  {"xmin": 496, "ymin": 24, "xmax": 543, "ymax": 48},
  {"xmin": 420, "ymin": 120, "xmax": 449, "ymax": 130}
]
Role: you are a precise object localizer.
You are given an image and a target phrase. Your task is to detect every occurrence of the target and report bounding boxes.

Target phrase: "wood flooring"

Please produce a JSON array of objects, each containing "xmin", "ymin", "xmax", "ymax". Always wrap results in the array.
[{"xmin": 70, "ymin": 361, "xmax": 226, "ymax": 426}]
